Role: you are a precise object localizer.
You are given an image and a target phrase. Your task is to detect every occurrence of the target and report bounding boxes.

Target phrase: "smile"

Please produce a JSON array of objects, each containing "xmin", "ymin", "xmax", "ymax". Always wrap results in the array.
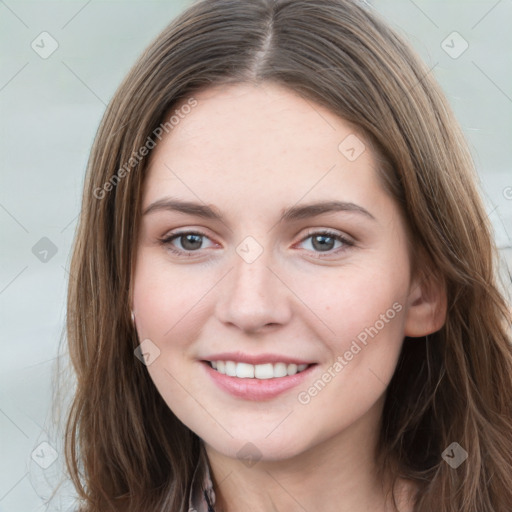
[{"xmin": 208, "ymin": 360, "xmax": 309, "ymax": 379}]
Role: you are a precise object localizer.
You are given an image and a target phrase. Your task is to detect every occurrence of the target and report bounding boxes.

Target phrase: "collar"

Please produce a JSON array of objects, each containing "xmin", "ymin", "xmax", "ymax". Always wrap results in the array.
[{"xmin": 188, "ymin": 443, "xmax": 216, "ymax": 512}]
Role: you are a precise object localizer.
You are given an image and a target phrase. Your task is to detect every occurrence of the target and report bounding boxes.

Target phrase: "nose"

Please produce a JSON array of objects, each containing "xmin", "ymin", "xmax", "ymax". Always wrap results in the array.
[{"xmin": 215, "ymin": 244, "xmax": 293, "ymax": 334}]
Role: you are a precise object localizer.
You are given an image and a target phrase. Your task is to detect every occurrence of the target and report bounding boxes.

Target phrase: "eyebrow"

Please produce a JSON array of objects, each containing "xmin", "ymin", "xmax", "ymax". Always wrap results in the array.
[{"xmin": 142, "ymin": 197, "xmax": 376, "ymax": 223}]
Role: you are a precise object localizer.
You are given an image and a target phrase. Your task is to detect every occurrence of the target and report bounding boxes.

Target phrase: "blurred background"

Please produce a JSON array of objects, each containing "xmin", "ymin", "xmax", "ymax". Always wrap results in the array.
[{"xmin": 1, "ymin": 0, "xmax": 511, "ymax": 510}]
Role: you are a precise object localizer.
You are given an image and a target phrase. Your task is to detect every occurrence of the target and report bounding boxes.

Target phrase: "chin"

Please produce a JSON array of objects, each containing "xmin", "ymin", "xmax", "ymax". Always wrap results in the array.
[{"xmin": 200, "ymin": 424, "xmax": 317, "ymax": 464}]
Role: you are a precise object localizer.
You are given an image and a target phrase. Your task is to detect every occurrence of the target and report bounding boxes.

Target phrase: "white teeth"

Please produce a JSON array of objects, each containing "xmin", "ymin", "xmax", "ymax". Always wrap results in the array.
[
  {"xmin": 273, "ymin": 362, "xmax": 288, "ymax": 377},
  {"xmin": 225, "ymin": 360, "xmax": 237, "ymax": 377},
  {"xmin": 236, "ymin": 362, "xmax": 255, "ymax": 378},
  {"xmin": 254, "ymin": 363, "xmax": 274, "ymax": 379},
  {"xmin": 209, "ymin": 360, "xmax": 310, "ymax": 379},
  {"xmin": 287, "ymin": 363, "xmax": 297, "ymax": 376}
]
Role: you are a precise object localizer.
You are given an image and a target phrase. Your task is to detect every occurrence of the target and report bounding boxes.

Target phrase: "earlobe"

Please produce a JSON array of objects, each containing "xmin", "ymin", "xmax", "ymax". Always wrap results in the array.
[{"xmin": 403, "ymin": 269, "xmax": 447, "ymax": 338}]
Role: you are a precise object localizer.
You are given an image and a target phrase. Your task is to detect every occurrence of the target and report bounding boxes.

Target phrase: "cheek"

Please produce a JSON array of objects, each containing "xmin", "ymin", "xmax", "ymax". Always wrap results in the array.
[
  {"xmin": 291, "ymin": 261, "xmax": 408, "ymax": 398},
  {"xmin": 294, "ymin": 301, "xmax": 406, "ymax": 436},
  {"xmin": 293, "ymin": 259, "xmax": 408, "ymax": 341},
  {"xmin": 132, "ymin": 252, "xmax": 210, "ymax": 345},
  {"xmin": 131, "ymin": 254, "xmax": 216, "ymax": 426}
]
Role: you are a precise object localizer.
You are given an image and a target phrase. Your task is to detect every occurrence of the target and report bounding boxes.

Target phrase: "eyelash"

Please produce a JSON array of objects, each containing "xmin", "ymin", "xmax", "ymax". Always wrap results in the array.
[{"xmin": 159, "ymin": 229, "xmax": 355, "ymax": 259}]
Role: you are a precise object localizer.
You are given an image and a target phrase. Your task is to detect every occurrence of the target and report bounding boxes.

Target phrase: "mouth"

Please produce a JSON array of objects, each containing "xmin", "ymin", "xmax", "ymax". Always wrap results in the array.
[
  {"xmin": 206, "ymin": 360, "xmax": 311, "ymax": 379},
  {"xmin": 201, "ymin": 355, "xmax": 317, "ymax": 401}
]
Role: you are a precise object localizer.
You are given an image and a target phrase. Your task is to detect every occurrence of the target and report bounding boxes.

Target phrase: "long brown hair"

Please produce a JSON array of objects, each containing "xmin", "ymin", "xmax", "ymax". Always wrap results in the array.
[{"xmin": 62, "ymin": 0, "xmax": 512, "ymax": 510}]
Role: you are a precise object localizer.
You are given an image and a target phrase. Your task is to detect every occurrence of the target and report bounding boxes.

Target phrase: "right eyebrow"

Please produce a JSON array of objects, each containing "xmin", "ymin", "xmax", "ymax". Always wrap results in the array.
[{"xmin": 143, "ymin": 198, "xmax": 223, "ymax": 219}]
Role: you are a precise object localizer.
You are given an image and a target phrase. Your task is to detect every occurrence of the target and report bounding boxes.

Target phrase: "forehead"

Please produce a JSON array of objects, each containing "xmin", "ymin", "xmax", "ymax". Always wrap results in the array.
[{"xmin": 143, "ymin": 82, "xmax": 384, "ymax": 214}]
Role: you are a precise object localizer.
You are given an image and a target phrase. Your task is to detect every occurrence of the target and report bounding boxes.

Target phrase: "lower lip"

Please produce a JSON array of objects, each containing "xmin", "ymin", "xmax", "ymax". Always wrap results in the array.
[{"xmin": 202, "ymin": 362, "xmax": 315, "ymax": 401}]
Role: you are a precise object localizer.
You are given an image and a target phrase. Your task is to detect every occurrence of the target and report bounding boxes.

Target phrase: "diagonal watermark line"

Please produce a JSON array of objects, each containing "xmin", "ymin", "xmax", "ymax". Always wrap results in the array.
[
  {"xmin": 301, "ymin": 95, "xmax": 337, "ymax": 131},
  {"xmin": 21, "ymin": 356, "xmax": 59, "ymax": 370},
  {"xmin": 61, "ymin": 61, "xmax": 107, "ymax": 106},
  {"xmin": 61, "ymin": 0, "xmax": 93, "ymax": 29},
  {"xmin": 60, "ymin": 213, "xmax": 79, "ymax": 233},
  {"xmin": 368, "ymin": 367, "xmax": 387, "ymax": 387},
  {"xmin": 471, "ymin": 0, "xmax": 502, "ymax": 30},
  {"xmin": 204, "ymin": 468, "xmax": 233, "ymax": 506},
  {"xmin": 22, "ymin": 412, "xmax": 46, "ymax": 432},
  {"xmin": 0, "ymin": 266, "xmax": 28, "ymax": 294},
  {"xmin": 216, "ymin": 470, "xmax": 233, "ymax": 487},
  {"xmin": 0, "ymin": 472, "xmax": 29, "ymax": 502},
  {"xmin": 400, "ymin": 62, "xmax": 439, "ymax": 101},
  {"xmin": 163, "ymin": 367, "xmax": 234, "ymax": 438},
  {"xmin": 264, "ymin": 470, "xmax": 310, "ymax": 511},
  {"xmin": 407, "ymin": 0, "xmax": 439, "ymax": 28},
  {"xmin": 265, "ymin": 410, "xmax": 293, "ymax": 438},
  {"xmin": 265, "ymin": 266, "xmax": 336, "ymax": 335},
  {"xmin": 0, "ymin": 408, "xmax": 29, "ymax": 439},
  {"xmin": 486, "ymin": 204, "xmax": 498, "ymax": 219},
  {"xmin": 163, "ymin": 267, "xmax": 234, "ymax": 336},
  {"xmin": 0, "ymin": 0, "xmax": 29, "ymax": 28},
  {"xmin": 268, "ymin": 497, "xmax": 281, "ymax": 512},
  {"xmin": 472, "ymin": 61, "xmax": 512, "ymax": 104},
  {"xmin": 266, "ymin": 164, "xmax": 337, "ymax": 234},
  {"xmin": 61, "ymin": 264, "xmax": 77, "ymax": 282},
  {"xmin": 110, "ymin": 116, "xmax": 134, "ymax": 137},
  {"xmin": 0, "ymin": 62, "xmax": 29, "ymax": 93},
  {"xmin": 33, "ymin": 498, "xmax": 50, "ymax": 511},
  {"xmin": 0, "ymin": 202, "xmax": 29, "ymax": 232}
]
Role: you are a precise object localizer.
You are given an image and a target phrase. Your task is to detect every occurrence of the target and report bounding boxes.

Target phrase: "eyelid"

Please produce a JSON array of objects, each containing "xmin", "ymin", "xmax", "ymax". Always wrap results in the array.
[
  {"xmin": 159, "ymin": 227, "xmax": 355, "ymax": 258},
  {"xmin": 160, "ymin": 228, "xmax": 217, "ymax": 251},
  {"xmin": 294, "ymin": 228, "xmax": 355, "ymax": 257},
  {"xmin": 298, "ymin": 228, "xmax": 355, "ymax": 245}
]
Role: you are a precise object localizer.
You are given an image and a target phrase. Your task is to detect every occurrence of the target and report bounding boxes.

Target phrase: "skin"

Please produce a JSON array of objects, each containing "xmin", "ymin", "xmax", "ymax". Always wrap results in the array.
[{"xmin": 132, "ymin": 82, "xmax": 446, "ymax": 512}]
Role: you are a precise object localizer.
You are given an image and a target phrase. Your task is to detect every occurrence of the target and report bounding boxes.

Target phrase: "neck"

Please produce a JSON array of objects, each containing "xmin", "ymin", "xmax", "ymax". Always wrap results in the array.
[{"xmin": 204, "ymin": 397, "xmax": 415, "ymax": 512}]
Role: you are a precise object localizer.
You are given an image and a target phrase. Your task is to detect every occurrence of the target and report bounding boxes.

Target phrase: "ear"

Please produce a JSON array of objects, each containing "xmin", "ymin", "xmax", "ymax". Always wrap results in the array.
[{"xmin": 404, "ymin": 268, "xmax": 447, "ymax": 338}]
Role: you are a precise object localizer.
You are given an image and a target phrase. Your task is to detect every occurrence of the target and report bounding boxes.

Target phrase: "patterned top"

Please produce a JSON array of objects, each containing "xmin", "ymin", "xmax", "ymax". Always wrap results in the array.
[{"xmin": 188, "ymin": 445, "xmax": 217, "ymax": 512}]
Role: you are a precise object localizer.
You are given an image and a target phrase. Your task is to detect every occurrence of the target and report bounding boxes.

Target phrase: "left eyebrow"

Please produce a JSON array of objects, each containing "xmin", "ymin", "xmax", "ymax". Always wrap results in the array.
[
  {"xmin": 142, "ymin": 197, "xmax": 376, "ymax": 223},
  {"xmin": 280, "ymin": 200, "xmax": 376, "ymax": 222}
]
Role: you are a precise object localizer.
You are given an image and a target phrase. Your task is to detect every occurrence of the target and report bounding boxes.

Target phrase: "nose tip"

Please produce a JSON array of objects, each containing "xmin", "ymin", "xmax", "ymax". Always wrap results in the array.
[{"xmin": 215, "ymin": 248, "xmax": 292, "ymax": 333}]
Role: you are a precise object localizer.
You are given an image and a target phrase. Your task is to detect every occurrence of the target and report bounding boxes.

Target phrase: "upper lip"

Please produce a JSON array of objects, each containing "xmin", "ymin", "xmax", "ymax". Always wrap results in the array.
[{"xmin": 202, "ymin": 352, "xmax": 315, "ymax": 365}]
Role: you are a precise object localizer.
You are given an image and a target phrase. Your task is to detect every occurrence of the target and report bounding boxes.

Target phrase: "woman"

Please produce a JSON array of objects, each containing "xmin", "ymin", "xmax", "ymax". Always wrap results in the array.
[{"xmin": 63, "ymin": 0, "xmax": 512, "ymax": 510}]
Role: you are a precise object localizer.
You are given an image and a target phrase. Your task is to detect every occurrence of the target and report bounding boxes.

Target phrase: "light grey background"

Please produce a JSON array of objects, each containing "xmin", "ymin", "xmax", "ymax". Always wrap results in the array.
[{"xmin": 1, "ymin": 1, "xmax": 511, "ymax": 510}]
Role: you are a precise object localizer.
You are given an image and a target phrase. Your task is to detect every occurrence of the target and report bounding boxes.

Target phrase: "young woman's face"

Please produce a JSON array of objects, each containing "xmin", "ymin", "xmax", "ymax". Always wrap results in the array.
[{"xmin": 133, "ymin": 82, "xmax": 420, "ymax": 461}]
